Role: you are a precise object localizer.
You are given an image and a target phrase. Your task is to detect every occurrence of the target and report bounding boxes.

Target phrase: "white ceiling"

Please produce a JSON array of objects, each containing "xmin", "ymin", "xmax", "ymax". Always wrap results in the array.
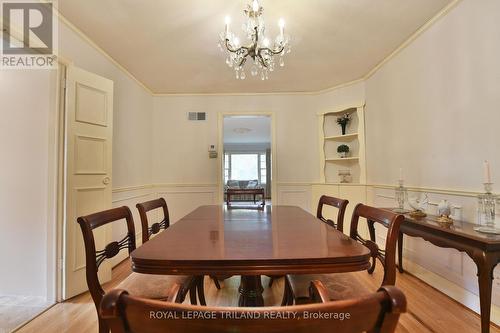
[
  {"xmin": 57, "ymin": 0, "xmax": 453, "ymax": 94},
  {"xmin": 223, "ymin": 116, "xmax": 271, "ymax": 144}
]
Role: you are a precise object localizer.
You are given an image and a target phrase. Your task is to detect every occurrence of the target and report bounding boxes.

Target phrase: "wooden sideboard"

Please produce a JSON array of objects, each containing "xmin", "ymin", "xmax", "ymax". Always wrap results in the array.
[{"xmin": 370, "ymin": 211, "xmax": 500, "ymax": 333}]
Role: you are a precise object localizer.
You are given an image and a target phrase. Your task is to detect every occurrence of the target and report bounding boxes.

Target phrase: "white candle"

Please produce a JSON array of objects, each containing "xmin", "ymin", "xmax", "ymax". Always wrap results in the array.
[
  {"xmin": 252, "ymin": 0, "xmax": 259, "ymax": 12},
  {"xmin": 279, "ymin": 18, "xmax": 285, "ymax": 39},
  {"xmin": 399, "ymin": 168, "xmax": 403, "ymax": 182},
  {"xmin": 224, "ymin": 16, "xmax": 231, "ymax": 37},
  {"xmin": 483, "ymin": 160, "xmax": 492, "ymax": 183}
]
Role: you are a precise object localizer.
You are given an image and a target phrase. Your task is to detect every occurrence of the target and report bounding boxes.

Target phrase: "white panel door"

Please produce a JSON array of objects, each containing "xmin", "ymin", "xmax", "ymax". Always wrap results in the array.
[{"xmin": 63, "ymin": 65, "xmax": 114, "ymax": 299}]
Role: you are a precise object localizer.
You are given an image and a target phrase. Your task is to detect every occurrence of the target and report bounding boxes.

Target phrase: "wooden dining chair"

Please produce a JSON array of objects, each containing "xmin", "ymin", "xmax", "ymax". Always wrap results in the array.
[
  {"xmin": 136, "ymin": 197, "xmax": 214, "ymax": 305},
  {"xmin": 283, "ymin": 204, "xmax": 404, "ymax": 305},
  {"xmin": 136, "ymin": 197, "xmax": 171, "ymax": 245},
  {"xmin": 101, "ymin": 282, "xmax": 406, "ymax": 333},
  {"xmin": 316, "ymin": 195, "xmax": 349, "ymax": 231},
  {"xmin": 268, "ymin": 195, "xmax": 349, "ymax": 289},
  {"xmin": 77, "ymin": 206, "xmax": 198, "ymax": 333}
]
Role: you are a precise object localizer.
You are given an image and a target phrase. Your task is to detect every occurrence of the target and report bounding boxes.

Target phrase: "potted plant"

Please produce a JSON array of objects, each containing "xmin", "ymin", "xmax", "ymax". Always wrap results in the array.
[
  {"xmin": 336, "ymin": 113, "xmax": 351, "ymax": 135},
  {"xmin": 337, "ymin": 144, "xmax": 349, "ymax": 158}
]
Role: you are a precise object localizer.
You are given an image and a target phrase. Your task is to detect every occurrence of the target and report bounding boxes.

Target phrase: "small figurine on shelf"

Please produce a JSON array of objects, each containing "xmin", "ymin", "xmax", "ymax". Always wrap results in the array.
[
  {"xmin": 408, "ymin": 194, "xmax": 429, "ymax": 218},
  {"xmin": 337, "ymin": 144, "xmax": 349, "ymax": 158},
  {"xmin": 338, "ymin": 169, "xmax": 352, "ymax": 183},
  {"xmin": 437, "ymin": 199, "xmax": 453, "ymax": 225},
  {"xmin": 336, "ymin": 113, "xmax": 351, "ymax": 135}
]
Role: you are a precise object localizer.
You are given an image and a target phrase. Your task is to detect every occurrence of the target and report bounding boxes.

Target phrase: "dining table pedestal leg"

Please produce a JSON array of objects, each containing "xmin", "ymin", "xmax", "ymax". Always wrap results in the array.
[{"xmin": 238, "ymin": 275, "xmax": 264, "ymax": 307}]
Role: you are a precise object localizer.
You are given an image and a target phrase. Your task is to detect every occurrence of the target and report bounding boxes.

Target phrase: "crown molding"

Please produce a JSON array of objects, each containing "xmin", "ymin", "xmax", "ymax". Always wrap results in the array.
[
  {"xmin": 151, "ymin": 78, "xmax": 366, "ymax": 97},
  {"xmin": 53, "ymin": 0, "xmax": 461, "ymax": 97}
]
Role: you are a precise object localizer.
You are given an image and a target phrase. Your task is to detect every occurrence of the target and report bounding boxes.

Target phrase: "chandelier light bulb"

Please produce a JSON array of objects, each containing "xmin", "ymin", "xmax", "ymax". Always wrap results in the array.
[
  {"xmin": 263, "ymin": 38, "xmax": 270, "ymax": 47},
  {"xmin": 233, "ymin": 37, "xmax": 240, "ymax": 47}
]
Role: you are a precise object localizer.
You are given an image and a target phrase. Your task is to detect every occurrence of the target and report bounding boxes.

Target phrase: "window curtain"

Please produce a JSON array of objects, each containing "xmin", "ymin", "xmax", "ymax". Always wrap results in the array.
[{"xmin": 266, "ymin": 149, "xmax": 271, "ymax": 199}]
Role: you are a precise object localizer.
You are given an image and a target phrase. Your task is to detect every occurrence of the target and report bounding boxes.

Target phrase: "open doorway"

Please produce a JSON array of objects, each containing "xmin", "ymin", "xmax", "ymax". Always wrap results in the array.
[{"xmin": 221, "ymin": 115, "xmax": 273, "ymax": 208}]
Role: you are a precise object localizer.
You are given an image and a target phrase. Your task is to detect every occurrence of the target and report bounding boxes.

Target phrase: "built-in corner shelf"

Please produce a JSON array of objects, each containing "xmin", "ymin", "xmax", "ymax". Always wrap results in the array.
[
  {"xmin": 325, "ymin": 133, "xmax": 359, "ymax": 141},
  {"xmin": 318, "ymin": 104, "xmax": 367, "ymax": 184},
  {"xmin": 326, "ymin": 157, "xmax": 359, "ymax": 162}
]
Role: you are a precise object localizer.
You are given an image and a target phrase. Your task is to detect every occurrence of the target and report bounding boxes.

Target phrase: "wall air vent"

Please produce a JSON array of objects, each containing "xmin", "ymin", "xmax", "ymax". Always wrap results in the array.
[{"xmin": 188, "ymin": 112, "xmax": 206, "ymax": 121}]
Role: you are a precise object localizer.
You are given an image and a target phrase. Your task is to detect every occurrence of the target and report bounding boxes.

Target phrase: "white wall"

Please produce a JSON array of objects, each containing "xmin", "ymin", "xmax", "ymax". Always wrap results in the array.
[
  {"xmin": 365, "ymin": 0, "xmax": 500, "ymax": 190},
  {"xmin": 0, "ymin": 69, "xmax": 56, "ymax": 297},
  {"xmin": 152, "ymin": 83, "xmax": 365, "ymax": 186},
  {"xmin": 364, "ymin": 0, "xmax": 500, "ymax": 313},
  {"xmin": 152, "ymin": 94, "xmax": 315, "ymax": 185},
  {"xmin": 0, "ymin": 18, "xmax": 154, "ymax": 300}
]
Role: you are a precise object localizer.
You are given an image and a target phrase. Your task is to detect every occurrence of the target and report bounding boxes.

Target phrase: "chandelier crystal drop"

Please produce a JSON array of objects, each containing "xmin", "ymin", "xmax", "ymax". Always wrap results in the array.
[{"xmin": 218, "ymin": 0, "xmax": 290, "ymax": 80}]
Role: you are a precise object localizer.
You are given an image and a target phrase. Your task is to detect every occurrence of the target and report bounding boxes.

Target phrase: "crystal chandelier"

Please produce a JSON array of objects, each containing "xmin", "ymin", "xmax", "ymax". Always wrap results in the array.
[{"xmin": 219, "ymin": 0, "xmax": 290, "ymax": 80}]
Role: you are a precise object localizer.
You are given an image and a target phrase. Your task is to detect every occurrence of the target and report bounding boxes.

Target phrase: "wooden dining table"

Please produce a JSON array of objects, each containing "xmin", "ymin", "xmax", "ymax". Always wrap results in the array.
[{"xmin": 131, "ymin": 205, "xmax": 371, "ymax": 306}]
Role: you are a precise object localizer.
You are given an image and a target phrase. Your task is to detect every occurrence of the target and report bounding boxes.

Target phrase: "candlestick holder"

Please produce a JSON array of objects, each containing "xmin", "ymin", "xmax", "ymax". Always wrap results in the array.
[
  {"xmin": 394, "ymin": 180, "xmax": 408, "ymax": 213},
  {"xmin": 474, "ymin": 183, "xmax": 499, "ymax": 234}
]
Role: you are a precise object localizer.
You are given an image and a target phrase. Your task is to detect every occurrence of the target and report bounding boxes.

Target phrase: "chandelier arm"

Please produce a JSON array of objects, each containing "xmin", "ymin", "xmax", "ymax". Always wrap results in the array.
[
  {"xmin": 259, "ymin": 45, "xmax": 285, "ymax": 56},
  {"xmin": 225, "ymin": 39, "xmax": 246, "ymax": 54},
  {"xmin": 257, "ymin": 52, "xmax": 268, "ymax": 68},
  {"xmin": 239, "ymin": 47, "xmax": 250, "ymax": 63},
  {"xmin": 225, "ymin": 40, "xmax": 252, "ymax": 61}
]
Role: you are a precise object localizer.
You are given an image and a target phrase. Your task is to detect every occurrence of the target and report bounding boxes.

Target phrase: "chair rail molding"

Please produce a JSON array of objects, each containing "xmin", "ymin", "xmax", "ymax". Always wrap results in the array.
[
  {"xmin": 370, "ymin": 183, "xmax": 488, "ymax": 198},
  {"xmin": 112, "ymin": 184, "xmax": 154, "ymax": 193}
]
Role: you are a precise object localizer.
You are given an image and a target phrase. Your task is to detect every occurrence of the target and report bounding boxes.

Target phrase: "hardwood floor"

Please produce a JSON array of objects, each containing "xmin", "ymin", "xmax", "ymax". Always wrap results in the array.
[{"xmin": 16, "ymin": 259, "xmax": 500, "ymax": 333}]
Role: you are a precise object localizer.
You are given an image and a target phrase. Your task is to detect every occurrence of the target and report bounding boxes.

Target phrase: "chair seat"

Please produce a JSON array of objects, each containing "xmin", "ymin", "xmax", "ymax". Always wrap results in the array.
[
  {"xmin": 117, "ymin": 273, "xmax": 191, "ymax": 300},
  {"xmin": 288, "ymin": 271, "xmax": 375, "ymax": 303}
]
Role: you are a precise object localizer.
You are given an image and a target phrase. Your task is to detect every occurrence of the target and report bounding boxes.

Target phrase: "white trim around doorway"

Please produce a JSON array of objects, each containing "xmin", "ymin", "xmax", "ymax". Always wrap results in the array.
[{"xmin": 217, "ymin": 112, "xmax": 277, "ymax": 204}]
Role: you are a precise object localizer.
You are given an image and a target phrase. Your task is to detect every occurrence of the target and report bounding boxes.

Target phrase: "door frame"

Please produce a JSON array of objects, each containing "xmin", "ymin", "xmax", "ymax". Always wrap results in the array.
[
  {"xmin": 45, "ymin": 56, "xmax": 73, "ymax": 303},
  {"xmin": 53, "ymin": 57, "xmax": 74, "ymax": 302},
  {"xmin": 217, "ymin": 112, "xmax": 277, "ymax": 204}
]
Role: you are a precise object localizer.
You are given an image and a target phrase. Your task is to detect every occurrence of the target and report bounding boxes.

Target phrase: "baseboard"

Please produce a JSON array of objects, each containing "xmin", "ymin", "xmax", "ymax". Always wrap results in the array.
[{"xmin": 402, "ymin": 258, "xmax": 500, "ymax": 326}]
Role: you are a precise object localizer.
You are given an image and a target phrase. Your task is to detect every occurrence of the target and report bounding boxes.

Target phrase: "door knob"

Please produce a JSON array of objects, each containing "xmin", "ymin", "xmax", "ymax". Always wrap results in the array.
[{"xmin": 102, "ymin": 176, "xmax": 111, "ymax": 185}]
